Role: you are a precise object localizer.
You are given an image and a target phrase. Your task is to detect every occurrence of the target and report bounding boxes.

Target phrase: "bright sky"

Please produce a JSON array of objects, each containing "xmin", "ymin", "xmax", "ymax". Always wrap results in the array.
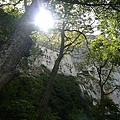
[{"xmin": 34, "ymin": 7, "xmax": 54, "ymax": 32}]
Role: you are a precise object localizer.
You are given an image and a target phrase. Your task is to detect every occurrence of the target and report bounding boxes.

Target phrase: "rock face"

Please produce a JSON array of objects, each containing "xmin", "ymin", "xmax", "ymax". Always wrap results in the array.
[
  {"xmin": 76, "ymin": 67, "xmax": 120, "ymax": 106},
  {"xmin": 35, "ymin": 41, "xmax": 120, "ymax": 107},
  {"xmin": 109, "ymin": 71, "xmax": 120, "ymax": 106},
  {"xmin": 72, "ymin": 42, "xmax": 120, "ymax": 107},
  {"xmin": 36, "ymin": 44, "xmax": 77, "ymax": 76}
]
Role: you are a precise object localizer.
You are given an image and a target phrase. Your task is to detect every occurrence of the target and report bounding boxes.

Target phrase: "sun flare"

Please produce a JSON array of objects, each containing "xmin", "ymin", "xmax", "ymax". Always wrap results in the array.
[{"xmin": 34, "ymin": 8, "xmax": 54, "ymax": 32}]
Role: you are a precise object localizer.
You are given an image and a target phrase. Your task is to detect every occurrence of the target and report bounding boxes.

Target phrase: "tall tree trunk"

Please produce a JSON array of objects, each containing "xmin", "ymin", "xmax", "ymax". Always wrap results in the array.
[
  {"xmin": 100, "ymin": 85, "xmax": 105, "ymax": 120},
  {"xmin": 37, "ymin": 27, "xmax": 65, "ymax": 120},
  {"xmin": 97, "ymin": 67, "xmax": 105, "ymax": 120},
  {"xmin": 0, "ymin": 1, "xmax": 38, "ymax": 91}
]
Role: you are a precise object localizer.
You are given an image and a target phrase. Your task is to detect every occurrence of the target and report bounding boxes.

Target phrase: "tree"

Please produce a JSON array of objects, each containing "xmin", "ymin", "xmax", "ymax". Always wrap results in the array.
[
  {"xmin": 88, "ymin": 35, "xmax": 120, "ymax": 120},
  {"xmin": 75, "ymin": 34, "xmax": 119, "ymax": 120},
  {"xmin": 0, "ymin": 7, "xmax": 20, "ymax": 47},
  {"xmin": 0, "ymin": 0, "xmax": 36, "ymax": 90},
  {"xmin": 37, "ymin": 20, "xmax": 86, "ymax": 120},
  {"xmin": 73, "ymin": 4, "xmax": 120, "ymax": 119},
  {"xmin": 93, "ymin": 98, "xmax": 120, "ymax": 120}
]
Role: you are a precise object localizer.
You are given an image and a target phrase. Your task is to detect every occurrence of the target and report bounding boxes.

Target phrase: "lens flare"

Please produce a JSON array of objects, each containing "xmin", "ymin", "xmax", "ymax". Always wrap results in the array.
[{"xmin": 34, "ymin": 8, "xmax": 54, "ymax": 32}]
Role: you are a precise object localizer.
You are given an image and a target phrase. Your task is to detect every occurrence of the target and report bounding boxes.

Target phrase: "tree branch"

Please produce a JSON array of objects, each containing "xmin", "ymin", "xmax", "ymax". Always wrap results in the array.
[
  {"xmin": 102, "ymin": 64, "xmax": 113, "ymax": 86},
  {"xmin": 0, "ymin": 0, "xmax": 23, "ymax": 7},
  {"xmin": 110, "ymin": 5, "xmax": 120, "ymax": 12},
  {"xmin": 57, "ymin": 0, "xmax": 120, "ymax": 6},
  {"xmin": 64, "ymin": 32, "xmax": 80, "ymax": 49},
  {"xmin": 105, "ymin": 86, "xmax": 118, "ymax": 95},
  {"xmin": 100, "ymin": 59, "xmax": 108, "ymax": 68},
  {"xmin": 37, "ymin": 22, "xmax": 65, "ymax": 119},
  {"xmin": 0, "ymin": 3, "xmax": 11, "ymax": 7},
  {"xmin": 24, "ymin": 0, "xmax": 28, "ymax": 10},
  {"xmin": 64, "ymin": 41, "xmax": 82, "ymax": 55},
  {"xmin": 57, "ymin": 0, "xmax": 120, "ymax": 12}
]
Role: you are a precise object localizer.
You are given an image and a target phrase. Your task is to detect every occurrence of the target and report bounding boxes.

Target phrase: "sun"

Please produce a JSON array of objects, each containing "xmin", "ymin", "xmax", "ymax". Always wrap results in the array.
[{"xmin": 34, "ymin": 7, "xmax": 54, "ymax": 32}]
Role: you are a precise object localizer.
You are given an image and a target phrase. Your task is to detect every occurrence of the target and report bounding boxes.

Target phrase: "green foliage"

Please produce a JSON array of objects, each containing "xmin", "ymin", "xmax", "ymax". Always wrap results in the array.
[
  {"xmin": 89, "ymin": 35, "xmax": 120, "ymax": 65},
  {"xmin": 94, "ymin": 5, "xmax": 120, "ymax": 65},
  {"xmin": 0, "ymin": 76, "xmax": 44, "ymax": 120},
  {"xmin": 67, "ymin": 109, "xmax": 89, "ymax": 120},
  {"xmin": 0, "ymin": 7, "xmax": 20, "ymax": 47},
  {"xmin": 49, "ymin": 74, "xmax": 93, "ymax": 120},
  {"xmin": 98, "ymin": 8, "xmax": 120, "ymax": 37},
  {"xmin": 43, "ymin": 107, "xmax": 60, "ymax": 120},
  {"xmin": 0, "ymin": 72, "xmax": 94, "ymax": 120},
  {"xmin": 93, "ymin": 98, "xmax": 120, "ymax": 120}
]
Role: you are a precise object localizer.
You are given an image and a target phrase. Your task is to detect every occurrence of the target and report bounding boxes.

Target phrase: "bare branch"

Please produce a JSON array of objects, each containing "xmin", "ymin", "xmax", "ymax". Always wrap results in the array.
[
  {"xmin": 64, "ymin": 41, "xmax": 82, "ymax": 55},
  {"xmin": 105, "ymin": 86, "xmax": 118, "ymax": 95},
  {"xmin": 64, "ymin": 32, "xmax": 80, "ymax": 49},
  {"xmin": 110, "ymin": 5, "xmax": 120, "ymax": 12},
  {"xmin": 56, "ymin": 0, "xmax": 120, "ymax": 12},
  {"xmin": 24, "ymin": 0, "xmax": 28, "ymax": 10},
  {"xmin": 0, "ymin": 3, "xmax": 11, "ymax": 7},
  {"xmin": 102, "ymin": 64, "xmax": 113, "ymax": 86},
  {"xmin": 57, "ymin": 0, "xmax": 120, "ymax": 6},
  {"xmin": 65, "ymin": 29, "xmax": 87, "ymax": 40},
  {"xmin": 100, "ymin": 59, "xmax": 109, "ymax": 68},
  {"xmin": 96, "ymin": 66, "xmax": 102, "ymax": 87},
  {"xmin": 59, "ymin": 22, "xmax": 65, "ymax": 57},
  {"xmin": 0, "ymin": 0, "xmax": 23, "ymax": 7},
  {"xmin": 14, "ymin": 0, "xmax": 23, "ymax": 7}
]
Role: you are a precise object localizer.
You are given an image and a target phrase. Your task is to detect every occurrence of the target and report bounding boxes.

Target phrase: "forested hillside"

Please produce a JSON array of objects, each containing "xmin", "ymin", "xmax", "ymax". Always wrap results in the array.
[{"xmin": 0, "ymin": 66, "xmax": 93, "ymax": 120}]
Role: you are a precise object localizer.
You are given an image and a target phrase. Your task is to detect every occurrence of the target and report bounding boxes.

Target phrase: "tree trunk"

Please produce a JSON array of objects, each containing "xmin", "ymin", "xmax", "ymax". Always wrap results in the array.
[
  {"xmin": 37, "ymin": 54, "xmax": 63, "ymax": 119},
  {"xmin": 100, "ymin": 86, "xmax": 105, "ymax": 120},
  {"xmin": 0, "ymin": 1, "xmax": 38, "ymax": 91},
  {"xmin": 37, "ymin": 27, "xmax": 65, "ymax": 120}
]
